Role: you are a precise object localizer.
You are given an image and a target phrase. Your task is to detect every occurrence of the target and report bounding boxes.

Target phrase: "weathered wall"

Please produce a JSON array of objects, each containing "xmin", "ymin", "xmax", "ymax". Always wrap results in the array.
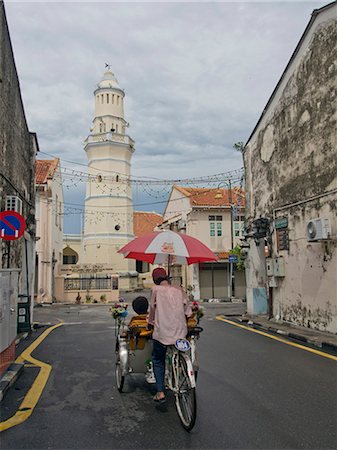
[
  {"xmin": 244, "ymin": 10, "xmax": 337, "ymax": 332},
  {"xmin": 0, "ymin": 2, "xmax": 37, "ymax": 357},
  {"xmin": 0, "ymin": 2, "xmax": 36, "ymax": 268}
]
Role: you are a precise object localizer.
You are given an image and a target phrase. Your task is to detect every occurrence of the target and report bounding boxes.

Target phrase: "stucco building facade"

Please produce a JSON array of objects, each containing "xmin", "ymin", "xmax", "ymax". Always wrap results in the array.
[
  {"xmin": 243, "ymin": 2, "xmax": 337, "ymax": 333},
  {"xmin": 162, "ymin": 186, "xmax": 246, "ymax": 300},
  {"xmin": 35, "ymin": 158, "xmax": 64, "ymax": 303}
]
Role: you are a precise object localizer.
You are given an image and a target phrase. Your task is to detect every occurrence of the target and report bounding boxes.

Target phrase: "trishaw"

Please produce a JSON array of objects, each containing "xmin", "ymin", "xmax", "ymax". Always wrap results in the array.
[
  {"xmin": 116, "ymin": 230, "xmax": 217, "ymax": 431},
  {"xmin": 113, "ymin": 299, "xmax": 203, "ymax": 431}
]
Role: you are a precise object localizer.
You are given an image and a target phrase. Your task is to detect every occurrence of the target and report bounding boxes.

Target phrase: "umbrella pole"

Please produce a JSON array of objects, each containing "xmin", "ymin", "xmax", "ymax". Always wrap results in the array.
[{"xmin": 167, "ymin": 254, "xmax": 171, "ymax": 279}]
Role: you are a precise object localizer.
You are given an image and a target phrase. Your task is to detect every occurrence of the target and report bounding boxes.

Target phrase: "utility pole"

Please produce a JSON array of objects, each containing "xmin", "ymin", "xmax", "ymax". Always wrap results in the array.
[{"xmin": 229, "ymin": 180, "xmax": 234, "ymax": 301}]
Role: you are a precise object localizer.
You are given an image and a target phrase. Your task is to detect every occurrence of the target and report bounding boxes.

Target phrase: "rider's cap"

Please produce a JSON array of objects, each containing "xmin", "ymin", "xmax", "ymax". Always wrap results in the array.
[{"xmin": 152, "ymin": 267, "xmax": 167, "ymax": 281}]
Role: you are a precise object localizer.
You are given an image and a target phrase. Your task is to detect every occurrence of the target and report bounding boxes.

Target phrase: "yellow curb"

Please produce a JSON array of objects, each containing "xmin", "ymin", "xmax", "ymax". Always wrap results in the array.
[
  {"xmin": 215, "ymin": 316, "xmax": 337, "ymax": 362},
  {"xmin": 0, "ymin": 323, "xmax": 63, "ymax": 432}
]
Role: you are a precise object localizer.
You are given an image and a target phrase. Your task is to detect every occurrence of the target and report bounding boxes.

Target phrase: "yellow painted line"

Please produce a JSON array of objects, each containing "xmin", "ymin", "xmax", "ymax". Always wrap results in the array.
[
  {"xmin": 215, "ymin": 316, "xmax": 337, "ymax": 362},
  {"xmin": 0, "ymin": 323, "xmax": 63, "ymax": 432}
]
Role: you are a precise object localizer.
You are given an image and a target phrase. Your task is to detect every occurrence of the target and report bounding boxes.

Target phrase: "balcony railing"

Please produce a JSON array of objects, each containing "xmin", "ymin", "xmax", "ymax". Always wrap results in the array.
[
  {"xmin": 64, "ymin": 276, "xmax": 118, "ymax": 291},
  {"xmin": 84, "ymin": 132, "xmax": 134, "ymax": 147}
]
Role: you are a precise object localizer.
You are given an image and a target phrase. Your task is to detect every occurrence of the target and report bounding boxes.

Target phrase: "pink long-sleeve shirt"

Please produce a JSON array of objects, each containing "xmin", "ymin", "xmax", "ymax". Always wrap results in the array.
[{"xmin": 148, "ymin": 283, "xmax": 192, "ymax": 345}]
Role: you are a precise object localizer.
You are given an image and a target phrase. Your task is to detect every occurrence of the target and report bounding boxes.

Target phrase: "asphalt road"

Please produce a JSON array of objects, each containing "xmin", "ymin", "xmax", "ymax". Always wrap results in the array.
[{"xmin": 1, "ymin": 304, "xmax": 336, "ymax": 450}]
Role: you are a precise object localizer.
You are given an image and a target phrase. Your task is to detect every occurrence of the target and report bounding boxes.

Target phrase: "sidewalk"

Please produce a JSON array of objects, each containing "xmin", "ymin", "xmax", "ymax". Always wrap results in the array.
[
  {"xmin": 224, "ymin": 313, "xmax": 337, "ymax": 353},
  {"xmin": 0, "ymin": 328, "xmax": 48, "ymax": 403}
]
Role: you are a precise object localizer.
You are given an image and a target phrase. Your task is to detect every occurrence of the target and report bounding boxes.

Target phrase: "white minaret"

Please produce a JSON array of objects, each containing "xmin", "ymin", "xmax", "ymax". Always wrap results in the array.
[{"xmin": 82, "ymin": 69, "xmax": 135, "ymax": 280}]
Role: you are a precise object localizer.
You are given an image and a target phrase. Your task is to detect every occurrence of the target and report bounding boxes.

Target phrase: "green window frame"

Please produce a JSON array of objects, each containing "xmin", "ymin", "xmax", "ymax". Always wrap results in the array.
[{"xmin": 210, "ymin": 222, "xmax": 215, "ymax": 237}]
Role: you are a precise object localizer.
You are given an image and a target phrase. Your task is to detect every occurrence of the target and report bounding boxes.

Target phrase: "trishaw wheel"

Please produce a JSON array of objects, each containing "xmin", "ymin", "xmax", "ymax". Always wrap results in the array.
[
  {"xmin": 175, "ymin": 354, "xmax": 197, "ymax": 431},
  {"xmin": 115, "ymin": 362, "xmax": 125, "ymax": 392}
]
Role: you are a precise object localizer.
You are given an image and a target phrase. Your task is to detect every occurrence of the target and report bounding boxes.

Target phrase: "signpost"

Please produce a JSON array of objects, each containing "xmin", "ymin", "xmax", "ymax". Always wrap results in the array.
[
  {"xmin": 276, "ymin": 229, "xmax": 289, "ymax": 251},
  {"xmin": 0, "ymin": 210, "xmax": 26, "ymax": 241},
  {"xmin": 228, "ymin": 254, "xmax": 239, "ymax": 264},
  {"xmin": 275, "ymin": 217, "xmax": 288, "ymax": 230},
  {"xmin": 275, "ymin": 216, "xmax": 289, "ymax": 251},
  {"xmin": 60, "ymin": 263, "xmax": 114, "ymax": 274}
]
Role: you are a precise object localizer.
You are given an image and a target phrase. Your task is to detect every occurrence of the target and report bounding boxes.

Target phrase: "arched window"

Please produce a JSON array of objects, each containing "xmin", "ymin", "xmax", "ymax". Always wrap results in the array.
[
  {"xmin": 116, "ymin": 124, "xmax": 119, "ymax": 133},
  {"xmin": 101, "ymin": 94, "xmax": 104, "ymax": 104},
  {"xmin": 106, "ymin": 94, "xmax": 109, "ymax": 104},
  {"xmin": 116, "ymin": 175, "xmax": 119, "ymax": 182},
  {"xmin": 63, "ymin": 247, "xmax": 79, "ymax": 265}
]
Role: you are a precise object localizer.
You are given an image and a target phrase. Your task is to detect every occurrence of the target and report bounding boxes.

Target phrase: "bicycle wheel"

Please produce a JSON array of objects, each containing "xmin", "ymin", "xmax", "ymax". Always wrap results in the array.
[
  {"xmin": 115, "ymin": 343, "xmax": 125, "ymax": 392},
  {"xmin": 175, "ymin": 354, "xmax": 197, "ymax": 431}
]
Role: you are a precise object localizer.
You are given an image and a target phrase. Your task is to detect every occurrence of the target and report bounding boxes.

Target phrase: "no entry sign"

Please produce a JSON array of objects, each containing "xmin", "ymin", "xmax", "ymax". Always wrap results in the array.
[{"xmin": 0, "ymin": 210, "xmax": 26, "ymax": 241}]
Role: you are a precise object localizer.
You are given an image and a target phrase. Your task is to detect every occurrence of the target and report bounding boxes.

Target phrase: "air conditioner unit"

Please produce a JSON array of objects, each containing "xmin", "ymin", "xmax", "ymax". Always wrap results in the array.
[
  {"xmin": 177, "ymin": 219, "xmax": 186, "ymax": 231},
  {"xmin": 306, "ymin": 218, "xmax": 331, "ymax": 241}
]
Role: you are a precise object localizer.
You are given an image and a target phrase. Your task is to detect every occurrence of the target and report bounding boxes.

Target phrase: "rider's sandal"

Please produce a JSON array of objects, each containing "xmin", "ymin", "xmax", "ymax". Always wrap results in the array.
[{"xmin": 153, "ymin": 394, "xmax": 166, "ymax": 404}]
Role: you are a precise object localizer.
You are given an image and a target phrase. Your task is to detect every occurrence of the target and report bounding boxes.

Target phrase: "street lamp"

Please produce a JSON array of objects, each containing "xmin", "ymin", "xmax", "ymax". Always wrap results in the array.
[{"xmin": 218, "ymin": 180, "xmax": 234, "ymax": 300}]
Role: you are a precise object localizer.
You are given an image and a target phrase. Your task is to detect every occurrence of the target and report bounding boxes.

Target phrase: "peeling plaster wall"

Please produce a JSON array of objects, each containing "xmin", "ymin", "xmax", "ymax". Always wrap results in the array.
[
  {"xmin": 244, "ymin": 10, "xmax": 337, "ymax": 332},
  {"xmin": 0, "ymin": 3, "xmax": 36, "ymax": 271},
  {"xmin": 276, "ymin": 199, "xmax": 336, "ymax": 332}
]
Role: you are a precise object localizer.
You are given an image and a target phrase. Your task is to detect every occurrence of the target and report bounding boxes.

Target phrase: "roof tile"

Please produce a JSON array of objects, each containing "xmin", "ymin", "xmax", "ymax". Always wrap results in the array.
[
  {"xmin": 133, "ymin": 211, "xmax": 163, "ymax": 236},
  {"xmin": 174, "ymin": 186, "xmax": 245, "ymax": 207},
  {"xmin": 36, "ymin": 159, "xmax": 59, "ymax": 184}
]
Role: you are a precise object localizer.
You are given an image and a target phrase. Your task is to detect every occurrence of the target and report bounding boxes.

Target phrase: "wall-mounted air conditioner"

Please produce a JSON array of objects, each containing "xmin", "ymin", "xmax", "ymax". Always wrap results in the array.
[{"xmin": 306, "ymin": 218, "xmax": 331, "ymax": 241}]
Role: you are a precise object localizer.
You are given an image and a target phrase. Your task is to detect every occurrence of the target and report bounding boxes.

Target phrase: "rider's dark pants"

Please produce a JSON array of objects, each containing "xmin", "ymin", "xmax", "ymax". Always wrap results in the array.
[{"xmin": 152, "ymin": 339, "xmax": 167, "ymax": 392}]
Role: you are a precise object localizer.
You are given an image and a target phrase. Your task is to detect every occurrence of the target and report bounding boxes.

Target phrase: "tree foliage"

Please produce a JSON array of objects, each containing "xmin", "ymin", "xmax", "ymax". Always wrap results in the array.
[
  {"xmin": 229, "ymin": 244, "xmax": 245, "ymax": 271},
  {"xmin": 233, "ymin": 141, "xmax": 245, "ymax": 153}
]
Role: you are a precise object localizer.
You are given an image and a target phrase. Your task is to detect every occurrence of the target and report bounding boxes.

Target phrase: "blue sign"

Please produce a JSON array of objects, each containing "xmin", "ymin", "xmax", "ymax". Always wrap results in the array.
[
  {"xmin": 175, "ymin": 339, "xmax": 191, "ymax": 352},
  {"xmin": 228, "ymin": 254, "xmax": 239, "ymax": 263},
  {"xmin": 0, "ymin": 211, "xmax": 26, "ymax": 241}
]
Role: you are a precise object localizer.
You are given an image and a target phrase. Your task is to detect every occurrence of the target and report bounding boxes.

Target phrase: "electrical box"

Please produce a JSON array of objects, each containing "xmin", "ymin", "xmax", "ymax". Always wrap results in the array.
[
  {"xmin": 266, "ymin": 258, "xmax": 274, "ymax": 276},
  {"xmin": 269, "ymin": 276, "xmax": 278, "ymax": 288},
  {"xmin": 273, "ymin": 257, "xmax": 285, "ymax": 277},
  {"xmin": 0, "ymin": 269, "xmax": 20, "ymax": 353}
]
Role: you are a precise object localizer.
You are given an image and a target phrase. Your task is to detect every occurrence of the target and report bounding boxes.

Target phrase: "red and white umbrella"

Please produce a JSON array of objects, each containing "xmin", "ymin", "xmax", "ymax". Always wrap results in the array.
[{"xmin": 118, "ymin": 230, "xmax": 218, "ymax": 265}]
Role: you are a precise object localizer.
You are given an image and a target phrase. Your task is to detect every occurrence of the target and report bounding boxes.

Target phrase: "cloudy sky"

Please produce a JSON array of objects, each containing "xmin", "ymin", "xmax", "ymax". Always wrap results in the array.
[{"xmin": 5, "ymin": 0, "xmax": 327, "ymax": 231}]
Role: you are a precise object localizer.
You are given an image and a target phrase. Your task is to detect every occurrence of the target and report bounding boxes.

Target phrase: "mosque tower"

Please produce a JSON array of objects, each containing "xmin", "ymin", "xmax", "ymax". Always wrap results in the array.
[{"xmin": 82, "ymin": 69, "xmax": 135, "ymax": 284}]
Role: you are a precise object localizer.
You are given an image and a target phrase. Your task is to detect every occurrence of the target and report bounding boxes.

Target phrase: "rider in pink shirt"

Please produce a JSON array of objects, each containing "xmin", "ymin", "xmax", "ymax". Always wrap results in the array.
[{"xmin": 148, "ymin": 267, "xmax": 192, "ymax": 403}]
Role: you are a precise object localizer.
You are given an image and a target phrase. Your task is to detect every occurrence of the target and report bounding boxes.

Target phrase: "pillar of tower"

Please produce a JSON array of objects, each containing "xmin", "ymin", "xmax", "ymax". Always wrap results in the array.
[{"xmin": 81, "ymin": 70, "xmax": 135, "ymax": 285}]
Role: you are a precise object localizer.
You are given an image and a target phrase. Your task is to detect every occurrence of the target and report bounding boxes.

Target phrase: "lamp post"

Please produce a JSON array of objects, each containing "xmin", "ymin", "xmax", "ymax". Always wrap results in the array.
[
  {"xmin": 218, "ymin": 180, "xmax": 234, "ymax": 300},
  {"xmin": 228, "ymin": 179, "xmax": 234, "ymax": 301}
]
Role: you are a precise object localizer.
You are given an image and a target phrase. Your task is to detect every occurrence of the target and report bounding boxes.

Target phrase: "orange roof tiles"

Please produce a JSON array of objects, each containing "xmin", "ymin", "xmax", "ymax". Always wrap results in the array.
[
  {"xmin": 174, "ymin": 185, "xmax": 245, "ymax": 207},
  {"xmin": 216, "ymin": 251, "xmax": 230, "ymax": 260},
  {"xmin": 36, "ymin": 159, "xmax": 59, "ymax": 184},
  {"xmin": 133, "ymin": 211, "xmax": 163, "ymax": 237}
]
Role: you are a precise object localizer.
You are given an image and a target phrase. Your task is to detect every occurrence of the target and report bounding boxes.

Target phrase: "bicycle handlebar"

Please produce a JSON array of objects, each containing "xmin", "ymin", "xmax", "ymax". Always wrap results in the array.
[{"xmin": 187, "ymin": 326, "xmax": 204, "ymax": 336}]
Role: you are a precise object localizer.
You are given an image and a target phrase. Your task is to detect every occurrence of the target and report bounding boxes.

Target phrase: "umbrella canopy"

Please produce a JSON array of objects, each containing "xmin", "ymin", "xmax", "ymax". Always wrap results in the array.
[{"xmin": 118, "ymin": 230, "xmax": 218, "ymax": 265}]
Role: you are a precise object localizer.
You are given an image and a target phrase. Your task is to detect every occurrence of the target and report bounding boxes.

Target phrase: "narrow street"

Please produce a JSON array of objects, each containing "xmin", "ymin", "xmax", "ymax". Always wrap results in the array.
[{"xmin": 1, "ymin": 304, "xmax": 336, "ymax": 450}]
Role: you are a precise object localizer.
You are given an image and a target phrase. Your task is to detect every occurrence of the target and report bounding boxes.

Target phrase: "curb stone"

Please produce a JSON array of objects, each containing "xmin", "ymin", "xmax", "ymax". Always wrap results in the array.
[
  {"xmin": 0, "ymin": 363, "xmax": 24, "ymax": 402},
  {"xmin": 227, "ymin": 316, "xmax": 337, "ymax": 353}
]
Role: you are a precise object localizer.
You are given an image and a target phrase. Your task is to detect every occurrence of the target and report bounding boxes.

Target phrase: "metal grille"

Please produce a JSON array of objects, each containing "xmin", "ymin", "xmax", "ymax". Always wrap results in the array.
[{"xmin": 64, "ymin": 276, "xmax": 118, "ymax": 291}]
